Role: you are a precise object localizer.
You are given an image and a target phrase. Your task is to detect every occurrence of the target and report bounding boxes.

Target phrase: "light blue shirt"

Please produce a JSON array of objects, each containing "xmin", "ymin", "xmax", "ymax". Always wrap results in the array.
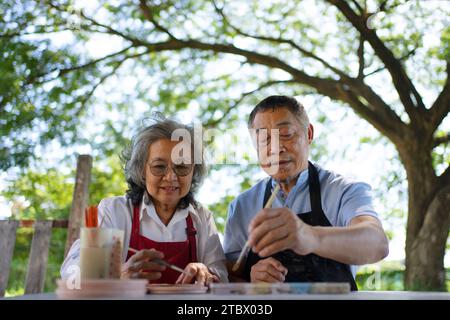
[{"xmin": 223, "ymin": 162, "xmax": 379, "ymax": 261}]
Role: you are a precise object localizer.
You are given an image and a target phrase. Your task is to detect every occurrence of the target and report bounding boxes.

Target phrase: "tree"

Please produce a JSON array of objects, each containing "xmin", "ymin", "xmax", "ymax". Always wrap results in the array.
[{"xmin": 1, "ymin": 0, "xmax": 449, "ymax": 290}]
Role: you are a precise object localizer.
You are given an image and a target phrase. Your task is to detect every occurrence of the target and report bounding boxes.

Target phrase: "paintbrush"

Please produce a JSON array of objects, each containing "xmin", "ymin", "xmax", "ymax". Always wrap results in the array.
[{"xmin": 232, "ymin": 183, "xmax": 280, "ymax": 272}]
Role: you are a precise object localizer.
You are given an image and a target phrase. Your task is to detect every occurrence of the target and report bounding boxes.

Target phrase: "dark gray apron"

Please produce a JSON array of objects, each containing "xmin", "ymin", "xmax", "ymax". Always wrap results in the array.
[{"xmin": 243, "ymin": 161, "xmax": 358, "ymax": 291}]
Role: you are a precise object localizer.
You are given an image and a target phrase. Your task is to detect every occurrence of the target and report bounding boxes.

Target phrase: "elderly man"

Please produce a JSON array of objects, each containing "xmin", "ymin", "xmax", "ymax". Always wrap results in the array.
[{"xmin": 224, "ymin": 95, "xmax": 389, "ymax": 290}]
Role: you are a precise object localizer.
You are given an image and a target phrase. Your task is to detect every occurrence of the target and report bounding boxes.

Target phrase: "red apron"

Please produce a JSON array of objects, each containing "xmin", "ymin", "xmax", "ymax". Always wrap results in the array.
[{"xmin": 126, "ymin": 205, "xmax": 197, "ymax": 284}]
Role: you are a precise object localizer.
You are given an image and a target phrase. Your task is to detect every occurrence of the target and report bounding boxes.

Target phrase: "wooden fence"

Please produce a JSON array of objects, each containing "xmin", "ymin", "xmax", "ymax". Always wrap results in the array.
[{"xmin": 0, "ymin": 155, "xmax": 92, "ymax": 297}]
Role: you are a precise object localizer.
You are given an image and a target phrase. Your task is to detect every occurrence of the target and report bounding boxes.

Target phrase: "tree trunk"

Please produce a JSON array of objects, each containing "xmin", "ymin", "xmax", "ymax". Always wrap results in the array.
[{"xmin": 401, "ymin": 141, "xmax": 450, "ymax": 291}]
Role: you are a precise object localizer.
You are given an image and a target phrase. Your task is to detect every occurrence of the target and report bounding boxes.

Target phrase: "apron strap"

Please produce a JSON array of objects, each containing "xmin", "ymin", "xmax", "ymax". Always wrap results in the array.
[
  {"xmin": 131, "ymin": 205, "xmax": 141, "ymax": 237},
  {"xmin": 186, "ymin": 213, "xmax": 198, "ymax": 263},
  {"xmin": 126, "ymin": 205, "xmax": 141, "ymax": 259},
  {"xmin": 307, "ymin": 161, "xmax": 332, "ymax": 226},
  {"xmin": 131, "ymin": 205, "xmax": 142, "ymax": 240}
]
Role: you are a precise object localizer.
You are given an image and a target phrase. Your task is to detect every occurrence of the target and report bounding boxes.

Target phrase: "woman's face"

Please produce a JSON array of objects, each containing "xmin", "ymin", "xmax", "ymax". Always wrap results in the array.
[{"xmin": 145, "ymin": 139, "xmax": 194, "ymax": 210}]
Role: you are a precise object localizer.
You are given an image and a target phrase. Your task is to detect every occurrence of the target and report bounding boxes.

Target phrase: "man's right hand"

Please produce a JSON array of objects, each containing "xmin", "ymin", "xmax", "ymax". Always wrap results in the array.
[
  {"xmin": 121, "ymin": 248, "xmax": 166, "ymax": 280},
  {"xmin": 250, "ymin": 257, "xmax": 288, "ymax": 283}
]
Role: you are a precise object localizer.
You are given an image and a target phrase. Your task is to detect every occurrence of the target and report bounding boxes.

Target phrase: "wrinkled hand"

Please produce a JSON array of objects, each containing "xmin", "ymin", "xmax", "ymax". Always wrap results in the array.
[
  {"xmin": 175, "ymin": 263, "xmax": 219, "ymax": 286},
  {"xmin": 248, "ymin": 207, "xmax": 316, "ymax": 257},
  {"xmin": 250, "ymin": 257, "xmax": 287, "ymax": 283},
  {"xmin": 121, "ymin": 248, "xmax": 166, "ymax": 280}
]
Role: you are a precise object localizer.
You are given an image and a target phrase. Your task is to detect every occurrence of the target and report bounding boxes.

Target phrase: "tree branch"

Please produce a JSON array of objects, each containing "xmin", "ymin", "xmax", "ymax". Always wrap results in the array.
[
  {"xmin": 48, "ymin": 2, "xmax": 146, "ymax": 46},
  {"xmin": 0, "ymin": 25, "xmax": 83, "ymax": 38},
  {"xmin": 378, "ymin": 0, "xmax": 390, "ymax": 12},
  {"xmin": 43, "ymin": 1, "xmax": 407, "ymax": 146},
  {"xmin": 335, "ymin": 83, "xmax": 404, "ymax": 143},
  {"xmin": 204, "ymin": 79, "xmax": 298, "ymax": 128},
  {"xmin": 379, "ymin": 0, "xmax": 411, "ymax": 13},
  {"xmin": 134, "ymin": 37, "xmax": 406, "ymax": 143},
  {"xmin": 350, "ymin": 0, "xmax": 364, "ymax": 14},
  {"xmin": 139, "ymin": 0, "xmax": 177, "ymax": 40},
  {"xmin": 211, "ymin": 0, "xmax": 348, "ymax": 78},
  {"xmin": 327, "ymin": 0, "xmax": 426, "ymax": 124},
  {"xmin": 350, "ymin": 78, "xmax": 407, "ymax": 135},
  {"xmin": 59, "ymin": 47, "xmax": 134, "ymax": 77},
  {"xmin": 26, "ymin": 45, "xmax": 134, "ymax": 85},
  {"xmin": 437, "ymin": 165, "xmax": 450, "ymax": 195},
  {"xmin": 433, "ymin": 132, "xmax": 450, "ymax": 149},
  {"xmin": 363, "ymin": 47, "xmax": 418, "ymax": 78},
  {"xmin": 210, "ymin": 0, "xmax": 407, "ymax": 141},
  {"xmin": 357, "ymin": 36, "xmax": 365, "ymax": 79},
  {"xmin": 429, "ymin": 61, "xmax": 450, "ymax": 131},
  {"xmin": 74, "ymin": 51, "xmax": 149, "ymax": 117},
  {"xmin": 140, "ymin": 38, "xmax": 308, "ymax": 79},
  {"xmin": 74, "ymin": 63, "xmax": 122, "ymax": 118},
  {"xmin": 78, "ymin": 12, "xmax": 147, "ymax": 46}
]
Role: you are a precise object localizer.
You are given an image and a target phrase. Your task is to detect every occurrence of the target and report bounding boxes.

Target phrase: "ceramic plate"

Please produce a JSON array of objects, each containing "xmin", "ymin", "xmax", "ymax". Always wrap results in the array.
[{"xmin": 56, "ymin": 279, "xmax": 147, "ymax": 299}]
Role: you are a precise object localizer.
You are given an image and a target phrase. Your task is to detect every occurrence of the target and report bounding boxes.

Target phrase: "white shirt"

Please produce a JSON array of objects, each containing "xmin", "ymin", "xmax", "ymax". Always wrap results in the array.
[{"xmin": 61, "ymin": 195, "xmax": 228, "ymax": 282}]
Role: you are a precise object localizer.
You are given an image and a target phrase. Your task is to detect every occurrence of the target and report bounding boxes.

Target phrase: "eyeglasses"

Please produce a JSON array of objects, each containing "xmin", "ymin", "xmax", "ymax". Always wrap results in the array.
[{"xmin": 148, "ymin": 162, "xmax": 194, "ymax": 177}]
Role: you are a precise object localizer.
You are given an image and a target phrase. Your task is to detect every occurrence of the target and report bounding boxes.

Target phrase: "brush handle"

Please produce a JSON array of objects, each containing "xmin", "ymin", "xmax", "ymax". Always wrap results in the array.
[{"xmin": 232, "ymin": 184, "xmax": 280, "ymax": 272}]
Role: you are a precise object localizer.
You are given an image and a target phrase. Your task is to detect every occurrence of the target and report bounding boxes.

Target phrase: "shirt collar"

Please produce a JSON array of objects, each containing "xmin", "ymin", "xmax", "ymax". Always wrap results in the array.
[
  {"xmin": 140, "ymin": 195, "xmax": 196, "ymax": 227},
  {"xmin": 271, "ymin": 166, "xmax": 309, "ymax": 192}
]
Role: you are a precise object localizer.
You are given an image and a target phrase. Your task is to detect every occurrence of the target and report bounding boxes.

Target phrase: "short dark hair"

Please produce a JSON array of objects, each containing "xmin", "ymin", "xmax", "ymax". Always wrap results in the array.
[{"xmin": 248, "ymin": 95, "xmax": 309, "ymax": 132}]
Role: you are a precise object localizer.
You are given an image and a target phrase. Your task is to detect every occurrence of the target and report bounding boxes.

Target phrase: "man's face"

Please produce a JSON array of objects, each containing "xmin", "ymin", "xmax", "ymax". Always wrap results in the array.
[{"xmin": 251, "ymin": 107, "xmax": 313, "ymax": 181}]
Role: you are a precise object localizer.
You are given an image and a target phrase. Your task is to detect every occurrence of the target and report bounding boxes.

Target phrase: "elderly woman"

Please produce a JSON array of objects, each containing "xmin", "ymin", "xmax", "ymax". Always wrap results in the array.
[{"xmin": 61, "ymin": 116, "xmax": 227, "ymax": 284}]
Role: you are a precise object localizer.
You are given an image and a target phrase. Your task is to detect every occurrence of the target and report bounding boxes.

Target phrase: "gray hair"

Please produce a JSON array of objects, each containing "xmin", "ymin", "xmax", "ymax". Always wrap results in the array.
[
  {"xmin": 248, "ymin": 95, "xmax": 309, "ymax": 134},
  {"xmin": 122, "ymin": 113, "xmax": 206, "ymax": 209}
]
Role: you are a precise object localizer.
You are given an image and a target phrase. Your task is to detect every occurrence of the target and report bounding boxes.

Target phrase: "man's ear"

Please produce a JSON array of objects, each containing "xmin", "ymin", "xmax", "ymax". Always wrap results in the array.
[{"xmin": 307, "ymin": 124, "xmax": 314, "ymax": 144}]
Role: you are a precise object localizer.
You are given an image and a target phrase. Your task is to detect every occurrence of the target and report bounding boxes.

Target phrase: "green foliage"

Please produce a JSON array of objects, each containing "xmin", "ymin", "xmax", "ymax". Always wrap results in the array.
[
  {"xmin": 356, "ymin": 265, "xmax": 450, "ymax": 292},
  {"xmin": 2, "ymin": 155, "xmax": 127, "ymax": 296},
  {"xmin": 3, "ymin": 168, "xmax": 73, "ymax": 220},
  {"xmin": 89, "ymin": 156, "xmax": 128, "ymax": 205},
  {"xmin": 1, "ymin": 0, "xmax": 449, "ymax": 294},
  {"xmin": 0, "ymin": 1, "xmax": 123, "ymax": 170},
  {"xmin": 207, "ymin": 194, "xmax": 234, "ymax": 234},
  {"xmin": 1, "ymin": 0, "xmax": 448, "ymax": 171},
  {"xmin": 206, "ymin": 164, "xmax": 260, "ymax": 233},
  {"xmin": 356, "ymin": 269, "xmax": 405, "ymax": 291},
  {"xmin": 432, "ymin": 129, "xmax": 450, "ymax": 175},
  {"xmin": 439, "ymin": 26, "xmax": 450, "ymax": 61}
]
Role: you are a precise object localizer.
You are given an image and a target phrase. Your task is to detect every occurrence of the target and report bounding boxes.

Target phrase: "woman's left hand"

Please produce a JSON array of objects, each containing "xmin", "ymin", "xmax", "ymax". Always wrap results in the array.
[{"xmin": 175, "ymin": 263, "xmax": 219, "ymax": 286}]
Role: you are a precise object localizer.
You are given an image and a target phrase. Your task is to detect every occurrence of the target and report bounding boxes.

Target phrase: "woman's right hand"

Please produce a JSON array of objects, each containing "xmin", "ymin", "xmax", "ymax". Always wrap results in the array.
[{"xmin": 121, "ymin": 248, "xmax": 166, "ymax": 280}]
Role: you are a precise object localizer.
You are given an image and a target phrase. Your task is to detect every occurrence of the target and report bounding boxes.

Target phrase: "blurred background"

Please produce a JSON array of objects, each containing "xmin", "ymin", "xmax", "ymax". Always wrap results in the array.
[{"xmin": 1, "ymin": 0, "xmax": 449, "ymax": 296}]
